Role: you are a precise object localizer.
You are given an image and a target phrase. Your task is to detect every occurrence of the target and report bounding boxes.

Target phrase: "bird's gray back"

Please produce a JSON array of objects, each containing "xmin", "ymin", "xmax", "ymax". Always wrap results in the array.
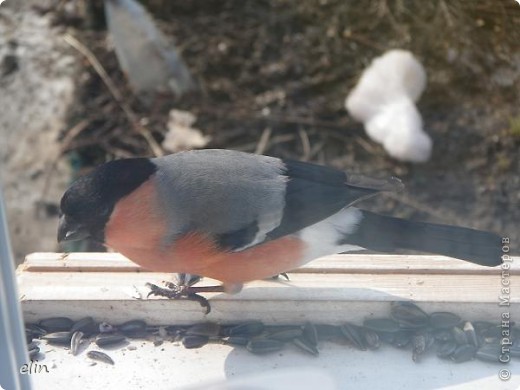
[{"xmin": 152, "ymin": 150, "xmax": 287, "ymax": 246}]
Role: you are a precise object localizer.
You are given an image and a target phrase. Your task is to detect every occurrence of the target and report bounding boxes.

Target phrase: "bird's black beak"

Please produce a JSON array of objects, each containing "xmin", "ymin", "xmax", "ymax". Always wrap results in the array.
[{"xmin": 57, "ymin": 215, "xmax": 90, "ymax": 243}]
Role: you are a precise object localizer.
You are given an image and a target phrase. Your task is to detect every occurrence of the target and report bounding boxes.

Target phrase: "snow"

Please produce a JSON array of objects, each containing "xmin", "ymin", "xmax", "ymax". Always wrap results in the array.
[{"xmin": 346, "ymin": 50, "xmax": 432, "ymax": 163}]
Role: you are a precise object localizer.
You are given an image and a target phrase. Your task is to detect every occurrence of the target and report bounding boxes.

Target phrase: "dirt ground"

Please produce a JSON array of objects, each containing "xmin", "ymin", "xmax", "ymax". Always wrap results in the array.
[{"xmin": 30, "ymin": 1, "xmax": 520, "ymax": 249}]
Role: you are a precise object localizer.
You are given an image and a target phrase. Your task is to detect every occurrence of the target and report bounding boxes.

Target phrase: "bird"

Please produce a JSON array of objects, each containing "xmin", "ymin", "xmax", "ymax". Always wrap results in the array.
[
  {"xmin": 345, "ymin": 49, "xmax": 432, "ymax": 163},
  {"xmin": 58, "ymin": 149, "xmax": 502, "ymax": 309}
]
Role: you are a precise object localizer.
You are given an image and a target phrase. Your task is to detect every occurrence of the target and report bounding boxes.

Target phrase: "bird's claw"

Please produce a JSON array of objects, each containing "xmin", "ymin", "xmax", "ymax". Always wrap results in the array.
[
  {"xmin": 271, "ymin": 272, "xmax": 290, "ymax": 281},
  {"xmin": 145, "ymin": 282, "xmax": 211, "ymax": 314}
]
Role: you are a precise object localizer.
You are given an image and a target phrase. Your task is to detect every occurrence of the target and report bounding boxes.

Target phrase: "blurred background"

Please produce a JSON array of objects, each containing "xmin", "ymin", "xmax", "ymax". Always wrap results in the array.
[{"xmin": 0, "ymin": 0, "xmax": 518, "ymax": 263}]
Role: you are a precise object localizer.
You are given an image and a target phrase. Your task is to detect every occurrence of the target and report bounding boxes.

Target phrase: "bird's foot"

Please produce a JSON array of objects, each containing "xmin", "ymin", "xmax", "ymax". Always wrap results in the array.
[
  {"xmin": 271, "ymin": 272, "xmax": 290, "ymax": 281},
  {"xmin": 146, "ymin": 274, "xmax": 226, "ymax": 314},
  {"xmin": 146, "ymin": 282, "xmax": 212, "ymax": 314}
]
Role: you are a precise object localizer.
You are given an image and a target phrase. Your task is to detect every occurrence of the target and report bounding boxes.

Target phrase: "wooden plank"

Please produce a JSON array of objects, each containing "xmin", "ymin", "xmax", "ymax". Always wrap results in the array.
[
  {"xmin": 21, "ymin": 252, "xmax": 520, "ymax": 274},
  {"xmin": 21, "ymin": 299, "xmax": 511, "ymax": 326},
  {"xmin": 301, "ymin": 254, "xmax": 520, "ymax": 274},
  {"xmin": 21, "ymin": 252, "xmax": 138, "ymax": 272},
  {"xmin": 18, "ymin": 272, "xmax": 519, "ymax": 302},
  {"xmin": 18, "ymin": 252, "xmax": 518, "ymax": 324},
  {"xmin": 18, "ymin": 271, "xmax": 519, "ymax": 324}
]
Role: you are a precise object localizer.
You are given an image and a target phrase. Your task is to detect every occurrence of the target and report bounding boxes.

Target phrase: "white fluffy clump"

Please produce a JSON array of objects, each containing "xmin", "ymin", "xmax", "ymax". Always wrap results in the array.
[
  {"xmin": 162, "ymin": 109, "xmax": 211, "ymax": 153},
  {"xmin": 345, "ymin": 50, "xmax": 432, "ymax": 163}
]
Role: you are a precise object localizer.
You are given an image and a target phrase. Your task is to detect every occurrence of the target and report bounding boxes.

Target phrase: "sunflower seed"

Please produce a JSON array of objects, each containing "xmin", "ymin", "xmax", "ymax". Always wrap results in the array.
[
  {"xmin": 95, "ymin": 334, "xmax": 127, "ymax": 348},
  {"xmin": 452, "ymin": 327, "xmax": 468, "ymax": 345},
  {"xmin": 227, "ymin": 322, "xmax": 264, "ymax": 337},
  {"xmin": 182, "ymin": 335, "xmax": 209, "ymax": 349},
  {"xmin": 463, "ymin": 322, "xmax": 479, "ymax": 347},
  {"xmin": 436, "ymin": 342, "xmax": 457, "ymax": 358},
  {"xmin": 71, "ymin": 331, "xmax": 84, "ymax": 356},
  {"xmin": 412, "ymin": 332, "xmax": 433, "ymax": 362},
  {"xmin": 118, "ymin": 320, "xmax": 147, "ymax": 337},
  {"xmin": 26, "ymin": 324, "xmax": 47, "ymax": 338},
  {"xmin": 433, "ymin": 329, "xmax": 453, "ymax": 343},
  {"xmin": 186, "ymin": 322, "xmax": 220, "ymax": 337},
  {"xmin": 363, "ymin": 329, "xmax": 381, "ymax": 350},
  {"xmin": 293, "ymin": 337, "xmax": 319, "ymax": 356},
  {"xmin": 87, "ymin": 350, "xmax": 114, "ymax": 365},
  {"xmin": 268, "ymin": 327, "xmax": 303, "ymax": 341},
  {"xmin": 363, "ymin": 318, "xmax": 400, "ymax": 333},
  {"xmin": 28, "ymin": 346, "xmax": 40, "ymax": 360},
  {"xmin": 222, "ymin": 336, "xmax": 250, "ymax": 346},
  {"xmin": 71, "ymin": 317, "xmax": 97, "ymax": 336},
  {"xmin": 99, "ymin": 322, "xmax": 115, "ymax": 333},
  {"xmin": 430, "ymin": 312, "xmax": 461, "ymax": 330},
  {"xmin": 39, "ymin": 317, "xmax": 73, "ymax": 332},
  {"xmin": 315, "ymin": 324, "xmax": 342, "ymax": 341},
  {"xmin": 391, "ymin": 331, "xmax": 412, "ymax": 349},
  {"xmin": 451, "ymin": 345, "xmax": 477, "ymax": 363},
  {"xmin": 340, "ymin": 323, "xmax": 366, "ymax": 351},
  {"xmin": 476, "ymin": 344, "xmax": 502, "ymax": 363},
  {"xmin": 246, "ymin": 338, "xmax": 284, "ymax": 354},
  {"xmin": 42, "ymin": 332, "xmax": 72, "ymax": 345},
  {"xmin": 391, "ymin": 302, "xmax": 429, "ymax": 329},
  {"xmin": 303, "ymin": 323, "xmax": 318, "ymax": 347}
]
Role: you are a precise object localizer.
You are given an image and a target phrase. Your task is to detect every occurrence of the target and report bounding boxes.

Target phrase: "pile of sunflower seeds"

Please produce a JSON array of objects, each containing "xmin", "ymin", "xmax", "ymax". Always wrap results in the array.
[{"xmin": 25, "ymin": 301, "xmax": 518, "ymax": 365}]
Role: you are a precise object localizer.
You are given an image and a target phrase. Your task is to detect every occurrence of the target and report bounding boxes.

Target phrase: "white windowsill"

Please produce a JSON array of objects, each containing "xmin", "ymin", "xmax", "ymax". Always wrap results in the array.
[{"xmin": 16, "ymin": 253, "xmax": 520, "ymax": 389}]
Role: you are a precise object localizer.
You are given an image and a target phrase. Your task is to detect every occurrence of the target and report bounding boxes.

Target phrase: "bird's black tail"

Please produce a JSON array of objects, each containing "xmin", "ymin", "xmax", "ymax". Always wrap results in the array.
[{"xmin": 342, "ymin": 210, "xmax": 503, "ymax": 267}]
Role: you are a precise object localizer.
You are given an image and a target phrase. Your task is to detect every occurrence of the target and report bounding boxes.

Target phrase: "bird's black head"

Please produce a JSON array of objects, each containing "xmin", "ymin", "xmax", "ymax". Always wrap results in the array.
[{"xmin": 58, "ymin": 158, "xmax": 157, "ymax": 243}]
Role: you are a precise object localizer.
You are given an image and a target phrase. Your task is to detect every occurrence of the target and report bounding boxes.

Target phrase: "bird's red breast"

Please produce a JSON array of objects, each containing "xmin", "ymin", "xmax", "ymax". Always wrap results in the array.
[
  {"xmin": 104, "ymin": 177, "xmax": 166, "ymax": 252},
  {"xmin": 104, "ymin": 176, "xmax": 307, "ymax": 284}
]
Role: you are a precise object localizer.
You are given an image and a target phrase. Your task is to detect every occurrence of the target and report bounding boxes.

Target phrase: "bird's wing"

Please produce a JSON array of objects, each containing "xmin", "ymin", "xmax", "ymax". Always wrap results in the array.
[
  {"xmin": 153, "ymin": 150, "xmax": 401, "ymax": 251},
  {"xmin": 261, "ymin": 159, "xmax": 402, "ymax": 243}
]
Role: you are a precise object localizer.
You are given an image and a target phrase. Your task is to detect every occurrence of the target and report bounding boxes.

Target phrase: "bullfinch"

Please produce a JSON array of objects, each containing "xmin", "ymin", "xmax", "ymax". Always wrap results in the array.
[{"xmin": 58, "ymin": 149, "xmax": 502, "ymax": 308}]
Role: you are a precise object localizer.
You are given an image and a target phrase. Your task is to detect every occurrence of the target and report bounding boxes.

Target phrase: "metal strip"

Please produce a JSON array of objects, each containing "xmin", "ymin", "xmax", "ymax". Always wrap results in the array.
[{"xmin": 0, "ymin": 185, "xmax": 32, "ymax": 390}]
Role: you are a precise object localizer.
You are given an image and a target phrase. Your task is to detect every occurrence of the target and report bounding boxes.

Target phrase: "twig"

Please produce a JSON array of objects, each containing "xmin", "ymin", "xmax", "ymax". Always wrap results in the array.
[
  {"xmin": 439, "ymin": 0, "xmax": 455, "ymax": 28},
  {"xmin": 354, "ymin": 137, "xmax": 380, "ymax": 155},
  {"xmin": 308, "ymin": 140, "xmax": 326, "ymax": 161},
  {"xmin": 255, "ymin": 127, "xmax": 272, "ymax": 155},
  {"xmin": 265, "ymin": 114, "xmax": 351, "ymax": 130},
  {"xmin": 63, "ymin": 33, "xmax": 163, "ymax": 157},
  {"xmin": 384, "ymin": 192, "xmax": 443, "ymax": 220},
  {"xmin": 199, "ymin": 106, "xmax": 354, "ymax": 131},
  {"xmin": 378, "ymin": 0, "xmax": 408, "ymax": 38},
  {"xmin": 59, "ymin": 119, "xmax": 90, "ymax": 154},
  {"xmin": 344, "ymin": 33, "xmax": 386, "ymax": 52},
  {"xmin": 297, "ymin": 127, "xmax": 311, "ymax": 161},
  {"xmin": 100, "ymin": 142, "xmax": 135, "ymax": 159},
  {"xmin": 235, "ymin": 134, "xmax": 297, "ymax": 153}
]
